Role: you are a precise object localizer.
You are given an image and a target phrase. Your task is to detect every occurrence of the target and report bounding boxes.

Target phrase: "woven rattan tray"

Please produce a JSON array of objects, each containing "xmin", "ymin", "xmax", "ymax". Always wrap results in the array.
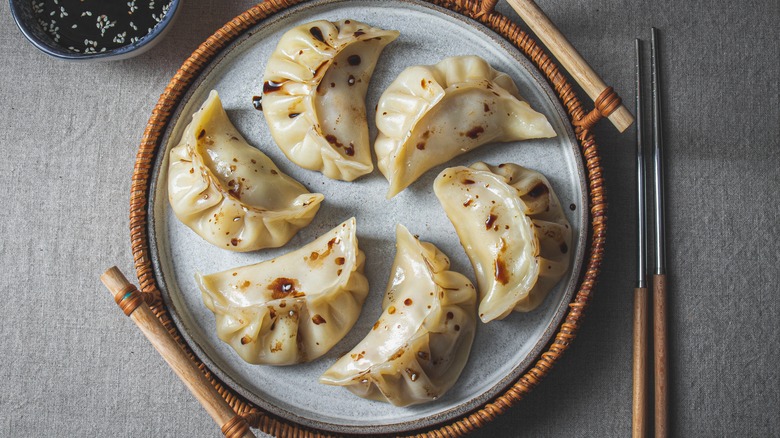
[{"xmin": 129, "ymin": 0, "xmax": 618, "ymax": 436}]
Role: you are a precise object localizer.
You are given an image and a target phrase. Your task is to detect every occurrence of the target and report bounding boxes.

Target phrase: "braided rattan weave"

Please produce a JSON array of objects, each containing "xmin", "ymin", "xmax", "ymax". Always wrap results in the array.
[{"xmin": 129, "ymin": 0, "xmax": 618, "ymax": 436}]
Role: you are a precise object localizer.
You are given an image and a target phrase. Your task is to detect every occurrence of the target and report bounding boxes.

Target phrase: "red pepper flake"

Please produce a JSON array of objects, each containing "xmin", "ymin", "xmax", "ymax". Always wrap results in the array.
[
  {"xmin": 463, "ymin": 126, "xmax": 484, "ymax": 139},
  {"xmin": 494, "ymin": 256, "xmax": 510, "ymax": 285},
  {"xmin": 312, "ymin": 314, "xmax": 327, "ymax": 325},
  {"xmin": 351, "ymin": 350, "xmax": 366, "ymax": 361},
  {"xmin": 485, "ymin": 213, "xmax": 498, "ymax": 230},
  {"xmin": 388, "ymin": 348, "xmax": 404, "ymax": 360}
]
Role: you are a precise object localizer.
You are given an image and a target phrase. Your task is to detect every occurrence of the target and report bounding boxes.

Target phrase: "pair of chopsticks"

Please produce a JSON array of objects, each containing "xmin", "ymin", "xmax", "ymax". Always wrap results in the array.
[{"xmin": 633, "ymin": 28, "xmax": 668, "ymax": 438}]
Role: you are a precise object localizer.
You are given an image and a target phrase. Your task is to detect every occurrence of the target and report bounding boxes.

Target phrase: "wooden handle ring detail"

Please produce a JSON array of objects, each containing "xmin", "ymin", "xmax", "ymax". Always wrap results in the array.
[
  {"xmin": 574, "ymin": 87, "xmax": 622, "ymax": 133},
  {"xmin": 221, "ymin": 415, "xmax": 251, "ymax": 438},
  {"xmin": 114, "ymin": 284, "xmax": 144, "ymax": 316},
  {"xmin": 476, "ymin": 0, "xmax": 499, "ymax": 17}
]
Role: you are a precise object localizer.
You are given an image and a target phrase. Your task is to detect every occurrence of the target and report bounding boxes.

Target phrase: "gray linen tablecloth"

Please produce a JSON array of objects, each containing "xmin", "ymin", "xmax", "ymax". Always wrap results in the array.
[{"xmin": 1, "ymin": 0, "xmax": 777, "ymax": 436}]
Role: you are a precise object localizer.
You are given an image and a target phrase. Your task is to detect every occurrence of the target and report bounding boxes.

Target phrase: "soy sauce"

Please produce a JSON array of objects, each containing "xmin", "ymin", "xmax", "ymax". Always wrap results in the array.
[{"xmin": 32, "ymin": 0, "xmax": 173, "ymax": 54}]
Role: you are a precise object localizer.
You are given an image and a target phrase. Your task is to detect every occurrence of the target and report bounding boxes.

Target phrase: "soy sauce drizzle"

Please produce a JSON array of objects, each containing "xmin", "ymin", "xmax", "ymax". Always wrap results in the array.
[
  {"xmin": 309, "ymin": 27, "xmax": 325, "ymax": 42},
  {"xmin": 528, "ymin": 183, "xmax": 549, "ymax": 198},
  {"xmin": 464, "ymin": 126, "xmax": 485, "ymax": 139},
  {"xmin": 252, "ymin": 95, "xmax": 263, "ymax": 111},
  {"xmin": 485, "ymin": 214, "xmax": 498, "ymax": 230},
  {"xmin": 263, "ymin": 81, "xmax": 284, "ymax": 93}
]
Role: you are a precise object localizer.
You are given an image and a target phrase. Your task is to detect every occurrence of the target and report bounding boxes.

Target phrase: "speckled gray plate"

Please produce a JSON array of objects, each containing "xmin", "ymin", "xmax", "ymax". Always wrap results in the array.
[{"xmin": 147, "ymin": 0, "xmax": 587, "ymax": 434}]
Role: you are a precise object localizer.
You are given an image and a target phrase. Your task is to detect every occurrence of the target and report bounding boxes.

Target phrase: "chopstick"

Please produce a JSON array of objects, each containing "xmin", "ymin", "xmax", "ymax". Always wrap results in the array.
[
  {"xmin": 101, "ymin": 267, "xmax": 257, "ymax": 438},
  {"xmin": 632, "ymin": 39, "xmax": 649, "ymax": 438},
  {"xmin": 650, "ymin": 27, "xmax": 668, "ymax": 438},
  {"xmin": 505, "ymin": 0, "xmax": 634, "ymax": 132},
  {"xmin": 635, "ymin": 28, "xmax": 669, "ymax": 438}
]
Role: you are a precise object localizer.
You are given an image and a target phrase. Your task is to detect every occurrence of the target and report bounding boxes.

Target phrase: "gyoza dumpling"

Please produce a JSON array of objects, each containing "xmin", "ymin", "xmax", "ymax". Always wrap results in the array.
[
  {"xmin": 168, "ymin": 90, "xmax": 324, "ymax": 252},
  {"xmin": 433, "ymin": 163, "xmax": 572, "ymax": 322},
  {"xmin": 197, "ymin": 218, "xmax": 369, "ymax": 365},
  {"xmin": 375, "ymin": 55, "xmax": 556, "ymax": 198},
  {"xmin": 262, "ymin": 19, "xmax": 399, "ymax": 181},
  {"xmin": 320, "ymin": 224, "xmax": 476, "ymax": 406}
]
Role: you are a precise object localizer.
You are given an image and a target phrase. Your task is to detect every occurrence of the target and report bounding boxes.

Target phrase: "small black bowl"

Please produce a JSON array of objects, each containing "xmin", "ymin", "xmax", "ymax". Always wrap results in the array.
[{"xmin": 9, "ymin": 0, "xmax": 182, "ymax": 61}]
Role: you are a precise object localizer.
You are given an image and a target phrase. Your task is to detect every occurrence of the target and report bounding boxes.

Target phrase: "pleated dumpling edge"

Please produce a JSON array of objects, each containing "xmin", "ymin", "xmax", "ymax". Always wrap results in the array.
[
  {"xmin": 262, "ymin": 19, "xmax": 399, "ymax": 181},
  {"xmin": 197, "ymin": 217, "xmax": 369, "ymax": 365},
  {"xmin": 375, "ymin": 55, "xmax": 556, "ymax": 198},
  {"xmin": 168, "ymin": 90, "xmax": 324, "ymax": 252},
  {"xmin": 320, "ymin": 224, "xmax": 476, "ymax": 407},
  {"xmin": 433, "ymin": 162, "xmax": 572, "ymax": 322}
]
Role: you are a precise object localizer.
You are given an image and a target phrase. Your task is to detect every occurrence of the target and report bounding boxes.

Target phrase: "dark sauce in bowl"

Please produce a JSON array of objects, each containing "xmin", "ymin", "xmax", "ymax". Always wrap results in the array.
[{"xmin": 31, "ymin": 0, "xmax": 173, "ymax": 54}]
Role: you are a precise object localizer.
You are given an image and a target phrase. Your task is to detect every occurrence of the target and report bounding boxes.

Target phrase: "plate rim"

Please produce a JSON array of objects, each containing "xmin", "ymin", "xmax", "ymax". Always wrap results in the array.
[{"xmin": 129, "ymin": 0, "xmax": 608, "ymax": 436}]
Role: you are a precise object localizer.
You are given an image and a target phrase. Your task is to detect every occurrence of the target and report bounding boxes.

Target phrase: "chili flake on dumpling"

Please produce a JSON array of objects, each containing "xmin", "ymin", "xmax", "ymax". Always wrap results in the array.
[{"xmin": 198, "ymin": 218, "xmax": 369, "ymax": 365}]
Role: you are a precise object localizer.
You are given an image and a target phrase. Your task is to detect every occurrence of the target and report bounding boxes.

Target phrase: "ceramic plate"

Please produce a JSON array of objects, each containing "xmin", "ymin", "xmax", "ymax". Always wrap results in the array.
[{"xmin": 147, "ymin": 0, "xmax": 587, "ymax": 434}]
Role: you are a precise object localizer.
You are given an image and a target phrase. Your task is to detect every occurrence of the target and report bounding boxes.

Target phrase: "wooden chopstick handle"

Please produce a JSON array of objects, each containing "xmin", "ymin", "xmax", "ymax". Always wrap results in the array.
[
  {"xmin": 653, "ymin": 274, "xmax": 668, "ymax": 438},
  {"xmin": 101, "ymin": 267, "xmax": 256, "ymax": 438},
  {"xmin": 633, "ymin": 286, "xmax": 649, "ymax": 438},
  {"xmin": 505, "ymin": 0, "xmax": 634, "ymax": 132}
]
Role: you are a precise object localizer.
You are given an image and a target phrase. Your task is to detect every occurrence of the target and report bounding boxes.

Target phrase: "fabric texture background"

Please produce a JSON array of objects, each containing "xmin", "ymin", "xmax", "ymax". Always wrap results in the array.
[{"xmin": 0, "ymin": 0, "xmax": 777, "ymax": 436}]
